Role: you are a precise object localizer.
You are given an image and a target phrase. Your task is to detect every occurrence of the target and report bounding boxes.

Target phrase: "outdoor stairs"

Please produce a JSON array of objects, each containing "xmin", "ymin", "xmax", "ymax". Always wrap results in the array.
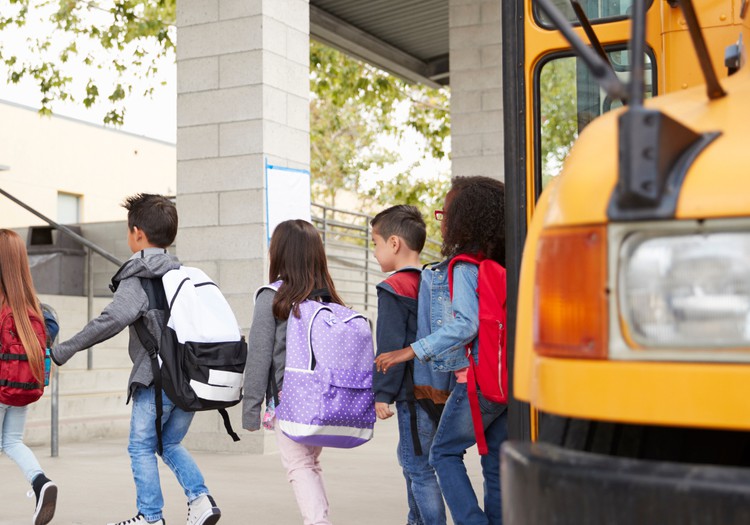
[{"xmin": 25, "ymin": 295, "xmax": 133, "ymax": 446}]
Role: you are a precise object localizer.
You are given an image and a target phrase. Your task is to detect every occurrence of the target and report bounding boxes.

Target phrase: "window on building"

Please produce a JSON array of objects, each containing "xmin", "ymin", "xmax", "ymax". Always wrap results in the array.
[{"xmin": 57, "ymin": 192, "xmax": 81, "ymax": 224}]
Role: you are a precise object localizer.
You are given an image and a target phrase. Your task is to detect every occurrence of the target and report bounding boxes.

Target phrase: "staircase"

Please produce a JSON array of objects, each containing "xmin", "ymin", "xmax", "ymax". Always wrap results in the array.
[{"xmin": 24, "ymin": 294, "xmax": 133, "ymax": 446}]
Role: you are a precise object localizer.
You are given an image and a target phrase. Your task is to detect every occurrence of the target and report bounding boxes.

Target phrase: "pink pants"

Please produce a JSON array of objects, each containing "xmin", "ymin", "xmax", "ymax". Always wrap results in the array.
[{"xmin": 275, "ymin": 427, "xmax": 332, "ymax": 525}]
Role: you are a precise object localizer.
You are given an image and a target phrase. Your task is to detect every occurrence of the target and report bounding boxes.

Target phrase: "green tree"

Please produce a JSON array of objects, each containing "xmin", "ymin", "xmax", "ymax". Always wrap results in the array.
[
  {"xmin": 538, "ymin": 56, "xmax": 578, "ymax": 187},
  {"xmin": 310, "ymin": 41, "xmax": 450, "ymax": 208},
  {"xmin": 1, "ymin": 5, "xmax": 451, "ymax": 215},
  {"xmin": 0, "ymin": 0, "xmax": 175, "ymax": 125}
]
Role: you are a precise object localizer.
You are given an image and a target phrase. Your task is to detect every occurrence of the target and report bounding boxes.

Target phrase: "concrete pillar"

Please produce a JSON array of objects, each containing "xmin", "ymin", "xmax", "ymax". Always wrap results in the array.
[
  {"xmin": 449, "ymin": 0, "xmax": 504, "ymax": 180},
  {"xmin": 176, "ymin": 0, "xmax": 310, "ymax": 452}
]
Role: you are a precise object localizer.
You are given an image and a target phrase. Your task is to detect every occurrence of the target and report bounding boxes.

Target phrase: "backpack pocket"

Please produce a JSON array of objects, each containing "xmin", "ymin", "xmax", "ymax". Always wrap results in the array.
[
  {"xmin": 162, "ymin": 339, "xmax": 247, "ymax": 409},
  {"xmin": 316, "ymin": 367, "xmax": 375, "ymax": 426}
]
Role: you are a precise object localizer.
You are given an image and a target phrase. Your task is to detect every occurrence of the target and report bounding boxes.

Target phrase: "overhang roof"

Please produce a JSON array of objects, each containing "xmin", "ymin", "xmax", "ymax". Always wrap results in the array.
[{"xmin": 310, "ymin": 0, "xmax": 450, "ymax": 88}]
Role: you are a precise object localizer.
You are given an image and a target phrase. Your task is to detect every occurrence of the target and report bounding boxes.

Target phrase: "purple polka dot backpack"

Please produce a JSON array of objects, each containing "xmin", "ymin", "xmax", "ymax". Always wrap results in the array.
[{"xmin": 258, "ymin": 281, "xmax": 376, "ymax": 448}]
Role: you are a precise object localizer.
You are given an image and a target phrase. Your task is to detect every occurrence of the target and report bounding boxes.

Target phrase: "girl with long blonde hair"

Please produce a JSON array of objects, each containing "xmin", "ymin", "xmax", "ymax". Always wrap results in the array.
[{"xmin": 0, "ymin": 229, "xmax": 58, "ymax": 525}]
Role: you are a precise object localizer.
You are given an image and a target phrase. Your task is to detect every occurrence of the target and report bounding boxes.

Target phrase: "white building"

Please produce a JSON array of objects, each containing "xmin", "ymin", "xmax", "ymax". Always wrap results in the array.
[{"xmin": 0, "ymin": 100, "xmax": 176, "ymax": 228}]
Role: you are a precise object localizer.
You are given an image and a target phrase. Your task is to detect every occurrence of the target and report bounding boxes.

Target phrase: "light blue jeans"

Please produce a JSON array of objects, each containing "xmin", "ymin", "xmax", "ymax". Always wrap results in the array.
[
  {"xmin": 129, "ymin": 385, "xmax": 209, "ymax": 522},
  {"xmin": 429, "ymin": 383, "xmax": 508, "ymax": 525},
  {"xmin": 395, "ymin": 401, "xmax": 446, "ymax": 525},
  {"xmin": 0, "ymin": 403, "xmax": 44, "ymax": 483}
]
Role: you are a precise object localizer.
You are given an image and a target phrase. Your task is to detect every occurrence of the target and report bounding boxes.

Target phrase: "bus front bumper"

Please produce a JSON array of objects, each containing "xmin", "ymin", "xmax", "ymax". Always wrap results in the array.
[{"xmin": 501, "ymin": 441, "xmax": 750, "ymax": 525}]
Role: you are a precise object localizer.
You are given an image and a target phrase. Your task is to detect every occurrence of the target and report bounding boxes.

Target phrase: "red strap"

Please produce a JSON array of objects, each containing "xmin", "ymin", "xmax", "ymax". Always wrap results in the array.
[{"xmin": 467, "ymin": 359, "xmax": 489, "ymax": 455}]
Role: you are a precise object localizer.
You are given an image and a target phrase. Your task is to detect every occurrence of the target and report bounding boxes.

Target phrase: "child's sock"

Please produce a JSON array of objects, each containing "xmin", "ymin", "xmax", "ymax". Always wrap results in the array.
[{"xmin": 31, "ymin": 473, "xmax": 51, "ymax": 503}]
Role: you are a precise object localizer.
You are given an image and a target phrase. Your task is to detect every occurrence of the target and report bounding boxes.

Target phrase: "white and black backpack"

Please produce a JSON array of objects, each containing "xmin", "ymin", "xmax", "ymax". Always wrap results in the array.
[{"xmin": 134, "ymin": 266, "xmax": 247, "ymax": 454}]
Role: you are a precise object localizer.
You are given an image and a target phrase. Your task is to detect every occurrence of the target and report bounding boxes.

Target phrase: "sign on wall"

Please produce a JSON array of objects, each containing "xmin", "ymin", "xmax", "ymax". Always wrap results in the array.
[{"xmin": 265, "ymin": 161, "xmax": 312, "ymax": 241}]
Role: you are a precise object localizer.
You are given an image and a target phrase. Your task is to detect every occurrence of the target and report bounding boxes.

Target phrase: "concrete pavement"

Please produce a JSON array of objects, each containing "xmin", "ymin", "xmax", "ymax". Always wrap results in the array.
[{"xmin": 3, "ymin": 415, "xmax": 485, "ymax": 525}]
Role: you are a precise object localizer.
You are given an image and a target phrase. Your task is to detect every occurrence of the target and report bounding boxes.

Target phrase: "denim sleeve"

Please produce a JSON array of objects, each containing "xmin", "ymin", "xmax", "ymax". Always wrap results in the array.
[
  {"xmin": 373, "ymin": 287, "xmax": 408, "ymax": 403},
  {"xmin": 411, "ymin": 262, "xmax": 479, "ymax": 364}
]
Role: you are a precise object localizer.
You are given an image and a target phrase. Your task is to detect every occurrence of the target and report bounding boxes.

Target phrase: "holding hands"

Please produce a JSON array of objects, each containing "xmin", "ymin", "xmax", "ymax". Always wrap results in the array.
[
  {"xmin": 374, "ymin": 346, "xmax": 416, "ymax": 374},
  {"xmin": 375, "ymin": 402, "xmax": 394, "ymax": 420}
]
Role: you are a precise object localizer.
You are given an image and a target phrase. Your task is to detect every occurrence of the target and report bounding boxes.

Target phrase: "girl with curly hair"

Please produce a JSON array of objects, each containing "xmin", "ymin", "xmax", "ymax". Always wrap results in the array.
[{"xmin": 375, "ymin": 176, "xmax": 508, "ymax": 525}]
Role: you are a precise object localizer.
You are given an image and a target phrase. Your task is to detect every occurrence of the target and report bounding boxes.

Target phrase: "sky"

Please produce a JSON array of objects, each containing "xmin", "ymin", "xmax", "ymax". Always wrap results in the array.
[
  {"xmin": 0, "ymin": 2, "xmax": 177, "ymax": 144},
  {"xmin": 0, "ymin": 2, "xmax": 449, "ymax": 176}
]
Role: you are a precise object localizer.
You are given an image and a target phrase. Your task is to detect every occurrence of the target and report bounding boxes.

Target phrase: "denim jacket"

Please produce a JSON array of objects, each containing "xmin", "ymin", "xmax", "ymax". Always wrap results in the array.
[{"xmin": 412, "ymin": 259, "xmax": 479, "ymax": 372}]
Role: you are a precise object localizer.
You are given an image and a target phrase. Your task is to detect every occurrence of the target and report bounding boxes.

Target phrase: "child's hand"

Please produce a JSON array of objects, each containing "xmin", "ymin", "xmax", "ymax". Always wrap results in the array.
[
  {"xmin": 375, "ymin": 402, "xmax": 394, "ymax": 420},
  {"xmin": 375, "ymin": 346, "xmax": 416, "ymax": 374}
]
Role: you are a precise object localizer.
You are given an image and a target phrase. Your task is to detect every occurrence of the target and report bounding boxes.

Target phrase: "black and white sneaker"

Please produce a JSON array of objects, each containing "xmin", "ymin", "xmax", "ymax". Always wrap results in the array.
[
  {"xmin": 29, "ymin": 474, "xmax": 57, "ymax": 525},
  {"xmin": 186, "ymin": 495, "xmax": 221, "ymax": 525},
  {"xmin": 106, "ymin": 514, "xmax": 165, "ymax": 525}
]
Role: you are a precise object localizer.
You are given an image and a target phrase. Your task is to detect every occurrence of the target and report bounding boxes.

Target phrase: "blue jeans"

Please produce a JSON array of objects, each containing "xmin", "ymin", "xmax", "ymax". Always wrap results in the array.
[
  {"xmin": 129, "ymin": 385, "xmax": 209, "ymax": 522},
  {"xmin": 0, "ymin": 403, "xmax": 43, "ymax": 483},
  {"xmin": 396, "ymin": 401, "xmax": 447, "ymax": 525},
  {"xmin": 429, "ymin": 383, "xmax": 508, "ymax": 525}
]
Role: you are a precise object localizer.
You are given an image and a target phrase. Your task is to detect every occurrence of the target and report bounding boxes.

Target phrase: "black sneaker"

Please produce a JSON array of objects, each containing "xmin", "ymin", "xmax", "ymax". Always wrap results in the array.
[{"xmin": 29, "ymin": 474, "xmax": 57, "ymax": 525}]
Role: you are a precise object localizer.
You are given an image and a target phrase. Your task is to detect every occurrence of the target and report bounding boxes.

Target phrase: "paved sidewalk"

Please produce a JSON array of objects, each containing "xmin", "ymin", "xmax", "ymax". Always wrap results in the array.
[{"xmin": 3, "ymin": 415, "xmax": 485, "ymax": 525}]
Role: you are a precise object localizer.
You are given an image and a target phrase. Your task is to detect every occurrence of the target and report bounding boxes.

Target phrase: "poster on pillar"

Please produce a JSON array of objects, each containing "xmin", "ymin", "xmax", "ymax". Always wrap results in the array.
[{"xmin": 265, "ymin": 161, "xmax": 312, "ymax": 241}]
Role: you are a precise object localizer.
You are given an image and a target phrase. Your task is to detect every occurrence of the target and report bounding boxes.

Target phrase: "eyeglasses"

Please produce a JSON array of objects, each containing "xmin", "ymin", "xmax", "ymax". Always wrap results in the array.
[{"xmin": 434, "ymin": 210, "xmax": 444, "ymax": 221}]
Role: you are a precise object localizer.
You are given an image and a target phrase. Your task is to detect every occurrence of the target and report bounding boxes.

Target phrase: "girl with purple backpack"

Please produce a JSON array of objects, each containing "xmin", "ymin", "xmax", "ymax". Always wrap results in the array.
[
  {"xmin": 242, "ymin": 219, "xmax": 346, "ymax": 525},
  {"xmin": 376, "ymin": 176, "xmax": 508, "ymax": 525}
]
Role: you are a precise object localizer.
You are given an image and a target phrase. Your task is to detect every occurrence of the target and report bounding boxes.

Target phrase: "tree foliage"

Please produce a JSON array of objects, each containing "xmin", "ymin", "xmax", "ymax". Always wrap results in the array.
[
  {"xmin": 1, "ymin": 4, "xmax": 451, "ymax": 224},
  {"xmin": 0, "ymin": 0, "xmax": 175, "ymax": 124},
  {"xmin": 310, "ymin": 41, "xmax": 450, "ymax": 209},
  {"xmin": 538, "ymin": 56, "xmax": 578, "ymax": 187}
]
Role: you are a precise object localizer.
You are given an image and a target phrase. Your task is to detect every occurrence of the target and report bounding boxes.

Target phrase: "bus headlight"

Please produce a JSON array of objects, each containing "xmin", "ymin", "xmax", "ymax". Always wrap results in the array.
[{"xmin": 619, "ymin": 232, "xmax": 750, "ymax": 347}]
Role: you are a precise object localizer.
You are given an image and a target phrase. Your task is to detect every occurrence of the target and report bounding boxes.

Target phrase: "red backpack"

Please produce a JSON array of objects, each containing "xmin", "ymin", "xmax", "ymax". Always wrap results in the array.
[
  {"xmin": 0, "ymin": 306, "xmax": 47, "ymax": 406},
  {"xmin": 448, "ymin": 254, "xmax": 507, "ymax": 455}
]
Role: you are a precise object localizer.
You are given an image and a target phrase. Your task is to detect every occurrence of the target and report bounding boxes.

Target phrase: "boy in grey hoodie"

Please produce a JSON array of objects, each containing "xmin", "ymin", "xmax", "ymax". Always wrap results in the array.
[{"xmin": 51, "ymin": 194, "xmax": 221, "ymax": 525}]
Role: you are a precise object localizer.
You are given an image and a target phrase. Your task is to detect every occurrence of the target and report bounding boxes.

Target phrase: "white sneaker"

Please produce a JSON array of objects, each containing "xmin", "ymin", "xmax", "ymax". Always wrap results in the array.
[
  {"xmin": 106, "ymin": 514, "xmax": 165, "ymax": 525},
  {"xmin": 186, "ymin": 495, "xmax": 221, "ymax": 525}
]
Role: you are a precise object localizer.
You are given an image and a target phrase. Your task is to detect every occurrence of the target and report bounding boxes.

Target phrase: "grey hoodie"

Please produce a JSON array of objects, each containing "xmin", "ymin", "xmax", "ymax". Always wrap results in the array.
[
  {"xmin": 242, "ymin": 288, "xmax": 287, "ymax": 431},
  {"xmin": 51, "ymin": 248, "xmax": 181, "ymax": 399}
]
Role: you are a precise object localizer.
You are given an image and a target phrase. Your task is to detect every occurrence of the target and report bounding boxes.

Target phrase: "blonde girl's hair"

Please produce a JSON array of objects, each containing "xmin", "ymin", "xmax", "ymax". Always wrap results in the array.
[{"xmin": 0, "ymin": 229, "xmax": 45, "ymax": 383}]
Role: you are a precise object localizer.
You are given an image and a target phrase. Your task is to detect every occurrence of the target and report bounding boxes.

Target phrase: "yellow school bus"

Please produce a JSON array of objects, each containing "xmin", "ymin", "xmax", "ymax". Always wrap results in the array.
[{"xmin": 502, "ymin": 0, "xmax": 750, "ymax": 521}]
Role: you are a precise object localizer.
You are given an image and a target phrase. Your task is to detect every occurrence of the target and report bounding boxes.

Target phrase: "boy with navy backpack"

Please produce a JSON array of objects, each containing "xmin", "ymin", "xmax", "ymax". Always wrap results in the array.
[
  {"xmin": 371, "ymin": 205, "xmax": 448, "ymax": 525},
  {"xmin": 51, "ymin": 194, "xmax": 222, "ymax": 525}
]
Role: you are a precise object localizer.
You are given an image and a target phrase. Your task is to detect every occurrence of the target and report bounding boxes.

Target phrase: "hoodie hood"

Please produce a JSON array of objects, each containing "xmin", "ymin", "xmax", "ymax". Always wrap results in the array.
[
  {"xmin": 377, "ymin": 267, "xmax": 420, "ymax": 316},
  {"xmin": 109, "ymin": 249, "xmax": 181, "ymax": 292}
]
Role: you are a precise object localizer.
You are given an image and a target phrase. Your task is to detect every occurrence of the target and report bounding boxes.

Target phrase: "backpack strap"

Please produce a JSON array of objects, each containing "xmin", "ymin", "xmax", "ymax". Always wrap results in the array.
[
  {"xmin": 133, "ymin": 317, "xmax": 165, "ymax": 456},
  {"xmin": 466, "ymin": 363, "xmax": 488, "ymax": 455},
  {"xmin": 0, "ymin": 378, "xmax": 42, "ymax": 389},
  {"xmin": 403, "ymin": 359, "xmax": 423, "ymax": 456},
  {"xmin": 382, "ymin": 267, "xmax": 423, "ymax": 455},
  {"xmin": 447, "ymin": 253, "xmax": 490, "ymax": 455},
  {"xmin": 218, "ymin": 408, "xmax": 241, "ymax": 443}
]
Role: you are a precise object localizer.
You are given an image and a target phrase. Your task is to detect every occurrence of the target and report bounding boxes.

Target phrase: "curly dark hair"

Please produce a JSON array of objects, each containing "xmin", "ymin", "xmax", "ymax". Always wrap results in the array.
[{"xmin": 441, "ymin": 176, "xmax": 505, "ymax": 265}]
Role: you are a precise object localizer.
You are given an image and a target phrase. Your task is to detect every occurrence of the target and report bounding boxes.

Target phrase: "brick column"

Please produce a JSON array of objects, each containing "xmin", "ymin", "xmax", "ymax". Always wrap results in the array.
[
  {"xmin": 449, "ymin": 0, "xmax": 504, "ymax": 181},
  {"xmin": 176, "ymin": 0, "xmax": 310, "ymax": 453}
]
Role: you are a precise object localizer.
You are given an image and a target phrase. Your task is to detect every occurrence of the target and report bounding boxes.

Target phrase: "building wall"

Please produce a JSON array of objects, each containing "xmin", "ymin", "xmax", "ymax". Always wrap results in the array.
[
  {"xmin": 449, "ymin": 0, "xmax": 504, "ymax": 180},
  {"xmin": 176, "ymin": 0, "xmax": 311, "ymax": 453},
  {"xmin": 0, "ymin": 101, "xmax": 176, "ymax": 228}
]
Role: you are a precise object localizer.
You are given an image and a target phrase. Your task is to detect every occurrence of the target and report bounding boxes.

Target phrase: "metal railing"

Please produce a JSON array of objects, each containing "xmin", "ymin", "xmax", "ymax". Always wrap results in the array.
[
  {"xmin": 0, "ymin": 188, "xmax": 123, "ymax": 457},
  {"xmin": 1, "ymin": 188, "xmax": 441, "ymax": 455},
  {"xmin": 311, "ymin": 203, "xmax": 441, "ymax": 316}
]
